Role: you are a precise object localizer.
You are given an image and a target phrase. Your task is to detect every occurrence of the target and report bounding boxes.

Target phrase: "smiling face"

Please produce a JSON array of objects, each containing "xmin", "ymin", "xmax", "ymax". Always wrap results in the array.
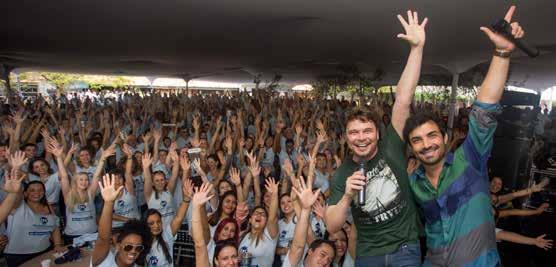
[
  {"xmin": 75, "ymin": 173, "xmax": 90, "ymax": 191},
  {"xmin": 215, "ymin": 245, "xmax": 239, "ymax": 267},
  {"xmin": 217, "ymin": 222, "xmax": 237, "ymax": 241},
  {"xmin": 305, "ymin": 243, "xmax": 335, "ymax": 267},
  {"xmin": 147, "ymin": 213, "xmax": 163, "ymax": 236},
  {"xmin": 116, "ymin": 234, "xmax": 143, "ymax": 265},
  {"xmin": 328, "ymin": 231, "xmax": 347, "ymax": 258},
  {"xmin": 32, "ymin": 160, "xmax": 49, "ymax": 176},
  {"xmin": 280, "ymin": 195, "xmax": 293, "ymax": 215},
  {"xmin": 408, "ymin": 121, "xmax": 448, "ymax": 166},
  {"xmin": 218, "ymin": 181, "xmax": 232, "ymax": 196},
  {"xmin": 221, "ymin": 194, "xmax": 237, "ymax": 216},
  {"xmin": 153, "ymin": 172, "xmax": 166, "ymax": 192},
  {"xmin": 78, "ymin": 150, "xmax": 91, "ymax": 166},
  {"xmin": 24, "ymin": 183, "xmax": 45, "ymax": 203},
  {"xmin": 490, "ymin": 177, "xmax": 503, "ymax": 194},
  {"xmin": 249, "ymin": 207, "xmax": 268, "ymax": 230},
  {"xmin": 346, "ymin": 119, "xmax": 379, "ymax": 161}
]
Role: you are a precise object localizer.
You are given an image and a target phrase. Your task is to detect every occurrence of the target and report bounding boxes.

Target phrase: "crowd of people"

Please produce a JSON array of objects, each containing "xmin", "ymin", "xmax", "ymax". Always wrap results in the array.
[{"xmin": 0, "ymin": 5, "xmax": 553, "ymax": 267}]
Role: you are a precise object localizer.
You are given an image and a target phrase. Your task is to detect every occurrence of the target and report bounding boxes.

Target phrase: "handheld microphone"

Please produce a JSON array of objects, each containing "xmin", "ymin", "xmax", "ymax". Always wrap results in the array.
[
  {"xmin": 491, "ymin": 19, "xmax": 539, "ymax": 58},
  {"xmin": 358, "ymin": 162, "xmax": 366, "ymax": 205}
]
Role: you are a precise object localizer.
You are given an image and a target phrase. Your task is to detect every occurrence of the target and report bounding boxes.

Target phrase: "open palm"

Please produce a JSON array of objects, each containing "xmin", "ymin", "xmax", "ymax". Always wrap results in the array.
[
  {"xmin": 292, "ymin": 176, "xmax": 320, "ymax": 210},
  {"xmin": 397, "ymin": 10, "xmax": 427, "ymax": 48},
  {"xmin": 99, "ymin": 174, "xmax": 123, "ymax": 202}
]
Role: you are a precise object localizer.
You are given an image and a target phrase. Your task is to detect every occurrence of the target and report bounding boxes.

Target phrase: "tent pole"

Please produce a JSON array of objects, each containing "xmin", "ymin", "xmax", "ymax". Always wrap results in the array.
[{"xmin": 447, "ymin": 72, "xmax": 459, "ymax": 141}]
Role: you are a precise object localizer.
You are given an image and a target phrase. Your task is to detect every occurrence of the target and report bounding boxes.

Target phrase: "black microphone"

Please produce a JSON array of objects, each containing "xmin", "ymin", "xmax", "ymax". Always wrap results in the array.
[
  {"xmin": 491, "ymin": 19, "xmax": 539, "ymax": 58},
  {"xmin": 358, "ymin": 162, "xmax": 366, "ymax": 205}
]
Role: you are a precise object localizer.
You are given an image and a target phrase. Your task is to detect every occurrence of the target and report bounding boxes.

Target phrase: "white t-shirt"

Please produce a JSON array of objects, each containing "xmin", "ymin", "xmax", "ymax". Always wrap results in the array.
[
  {"xmin": 64, "ymin": 192, "xmax": 97, "ymax": 236},
  {"xmin": 146, "ymin": 224, "xmax": 177, "ymax": 267},
  {"xmin": 5, "ymin": 202, "xmax": 60, "ymax": 254},
  {"xmin": 239, "ymin": 228, "xmax": 278, "ymax": 267},
  {"xmin": 91, "ymin": 250, "xmax": 138, "ymax": 267},
  {"xmin": 147, "ymin": 191, "xmax": 176, "ymax": 228},
  {"xmin": 278, "ymin": 218, "xmax": 296, "ymax": 261},
  {"xmin": 112, "ymin": 189, "xmax": 140, "ymax": 228}
]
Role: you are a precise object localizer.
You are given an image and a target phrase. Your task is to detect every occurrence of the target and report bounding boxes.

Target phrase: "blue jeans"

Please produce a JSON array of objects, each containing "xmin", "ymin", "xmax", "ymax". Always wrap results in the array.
[{"xmin": 355, "ymin": 242, "xmax": 421, "ymax": 267}]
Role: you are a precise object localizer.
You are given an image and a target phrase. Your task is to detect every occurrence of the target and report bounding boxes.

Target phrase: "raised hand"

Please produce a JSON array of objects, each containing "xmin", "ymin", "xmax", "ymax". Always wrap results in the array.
[
  {"xmin": 99, "ymin": 174, "xmax": 124, "ymax": 202},
  {"xmin": 191, "ymin": 182, "xmax": 214, "ymax": 207},
  {"xmin": 536, "ymin": 203, "xmax": 550, "ymax": 214},
  {"xmin": 396, "ymin": 10, "xmax": 428, "ymax": 48},
  {"xmin": 235, "ymin": 202, "xmax": 249, "ymax": 223},
  {"xmin": 179, "ymin": 155, "xmax": 190, "ymax": 172},
  {"xmin": 8, "ymin": 151, "xmax": 27, "ymax": 169},
  {"xmin": 101, "ymin": 144, "xmax": 117, "ymax": 159},
  {"xmin": 264, "ymin": 177, "xmax": 279, "ymax": 195},
  {"xmin": 141, "ymin": 152, "xmax": 153, "ymax": 168},
  {"xmin": 47, "ymin": 139, "xmax": 64, "ymax": 158},
  {"xmin": 480, "ymin": 6, "xmax": 523, "ymax": 52},
  {"xmin": 292, "ymin": 176, "xmax": 320, "ymax": 210},
  {"xmin": 153, "ymin": 127, "xmax": 162, "ymax": 141},
  {"xmin": 248, "ymin": 159, "xmax": 261, "ymax": 178},
  {"xmin": 313, "ymin": 201, "xmax": 327, "ymax": 219},
  {"xmin": 122, "ymin": 144, "xmax": 134, "ymax": 157},
  {"xmin": 229, "ymin": 167, "xmax": 241, "ymax": 186},
  {"xmin": 282, "ymin": 159, "xmax": 294, "ymax": 176},
  {"xmin": 3, "ymin": 168, "xmax": 25, "ymax": 194},
  {"xmin": 531, "ymin": 178, "xmax": 549, "ymax": 193},
  {"xmin": 182, "ymin": 178, "xmax": 194, "ymax": 200},
  {"xmin": 534, "ymin": 234, "xmax": 553, "ymax": 250},
  {"xmin": 316, "ymin": 130, "xmax": 328, "ymax": 144}
]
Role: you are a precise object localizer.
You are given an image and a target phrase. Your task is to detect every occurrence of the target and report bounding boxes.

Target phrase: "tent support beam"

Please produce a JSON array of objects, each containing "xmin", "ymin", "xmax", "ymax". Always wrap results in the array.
[{"xmin": 447, "ymin": 72, "xmax": 459, "ymax": 140}]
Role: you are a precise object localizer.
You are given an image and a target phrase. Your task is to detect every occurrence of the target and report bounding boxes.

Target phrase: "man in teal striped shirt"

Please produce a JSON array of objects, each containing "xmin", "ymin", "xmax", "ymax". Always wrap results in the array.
[{"xmin": 403, "ymin": 6, "xmax": 525, "ymax": 267}]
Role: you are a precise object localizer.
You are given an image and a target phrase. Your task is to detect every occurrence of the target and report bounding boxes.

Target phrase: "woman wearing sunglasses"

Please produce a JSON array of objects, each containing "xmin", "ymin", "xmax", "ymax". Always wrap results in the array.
[
  {"xmin": 192, "ymin": 182, "xmax": 240, "ymax": 267},
  {"xmin": 92, "ymin": 174, "xmax": 152, "ymax": 267},
  {"xmin": 144, "ymin": 159, "xmax": 193, "ymax": 267}
]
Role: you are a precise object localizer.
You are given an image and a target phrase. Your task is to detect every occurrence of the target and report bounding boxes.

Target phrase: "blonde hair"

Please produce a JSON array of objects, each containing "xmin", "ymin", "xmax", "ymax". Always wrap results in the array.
[{"xmin": 66, "ymin": 172, "xmax": 90, "ymax": 211}]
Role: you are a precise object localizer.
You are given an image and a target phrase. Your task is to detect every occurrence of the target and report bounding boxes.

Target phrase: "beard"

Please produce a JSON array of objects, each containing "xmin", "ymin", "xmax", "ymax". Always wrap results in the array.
[{"xmin": 416, "ymin": 143, "xmax": 446, "ymax": 166}]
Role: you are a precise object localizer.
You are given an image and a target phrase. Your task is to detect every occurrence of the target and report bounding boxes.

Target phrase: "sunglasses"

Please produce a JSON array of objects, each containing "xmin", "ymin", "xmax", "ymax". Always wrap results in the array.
[{"xmin": 122, "ymin": 244, "xmax": 144, "ymax": 253}]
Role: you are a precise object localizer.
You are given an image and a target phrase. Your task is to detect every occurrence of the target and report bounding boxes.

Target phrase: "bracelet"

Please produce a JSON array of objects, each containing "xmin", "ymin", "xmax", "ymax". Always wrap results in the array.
[{"xmin": 493, "ymin": 50, "xmax": 511, "ymax": 58}]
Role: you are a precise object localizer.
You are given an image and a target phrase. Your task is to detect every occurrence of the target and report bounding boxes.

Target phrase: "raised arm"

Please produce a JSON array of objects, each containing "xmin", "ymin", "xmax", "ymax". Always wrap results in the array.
[
  {"xmin": 191, "ymin": 182, "xmax": 214, "ymax": 267},
  {"xmin": 265, "ymin": 177, "xmax": 279, "ymax": 238},
  {"xmin": 92, "ymin": 174, "xmax": 124, "ymax": 266},
  {"xmin": 0, "ymin": 168, "xmax": 25, "ymax": 224},
  {"xmin": 89, "ymin": 144, "xmax": 116, "ymax": 196},
  {"xmin": 496, "ymin": 231, "xmax": 553, "ymax": 250},
  {"xmin": 166, "ymin": 149, "xmax": 180, "ymax": 194},
  {"xmin": 122, "ymin": 144, "xmax": 136, "ymax": 194},
  {"xmin": 496, "ymin": 179, "xmax": 549, "ymax": 206},
  {"xmin": 142, "ymin": 152, "xmax": 154, "ymax": 200},
  {"xmin": 391, "ymin": 10, "xmax": 427, "ymax": 137},
  {"xmin": 229, "ymin": 167, "xmax": 245, "ymax": 202},
  {"xmin": 477, "ymin": 6, "xmax": 523, "ymax": 104},
  {"xmin": 287, "ymin": 176, "xmax": 320, "ymax": 267},
  {"xmin": 499, "ymin": 203, "xmax": 549, "ymax": 218},
  {"xmin": 47, "ymin": 139, "xmax": 70, "ymax": 198},
  {"xmin": 171, "ymin": 178, "xmax": 194, "ymax": 235}
]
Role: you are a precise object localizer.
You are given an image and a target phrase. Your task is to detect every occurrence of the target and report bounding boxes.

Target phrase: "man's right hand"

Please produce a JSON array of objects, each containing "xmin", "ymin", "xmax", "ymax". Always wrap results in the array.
[{"xmin": 345, "ymin": 170, "xmax": 367, "ymax": 198}]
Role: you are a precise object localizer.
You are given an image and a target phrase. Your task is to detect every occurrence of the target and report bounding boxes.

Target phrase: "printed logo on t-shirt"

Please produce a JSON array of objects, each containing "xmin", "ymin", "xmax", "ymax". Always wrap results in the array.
[
  {"xmin": 357, "ymin": 159, "xmax": 406, "ymax": 224},
  {"xmin": 240, "ymin": 246, "xmax": 248, "ymax": 254},
  {"xmin": 117, "ymin": 200, "xmax": 125, "ymax": 208},
  {"xmin": 148, "ymin": 256, "xmax": 158, "ymax": 265},
  {"xmin": 280, "ymin": 230, "xmax": 287, "ymax": 239},
  {"xmin": 160, "ymin": 200, "xmax": 167, "ymax": 208},
  {"xmin": 78, "ymin": 204, "xmax": 87, "ymax": 211},
  {"xmin": 40, "ymin": 217, "xmax": 49, "ymax": 225}
]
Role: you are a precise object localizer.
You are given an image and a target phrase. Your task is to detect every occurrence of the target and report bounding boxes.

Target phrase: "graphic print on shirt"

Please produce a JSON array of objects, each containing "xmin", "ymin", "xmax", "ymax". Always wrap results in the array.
[
  {"xmin": 357, "ymin": 159, "xmax": 406, "ymax": 224},
  {"xmin": 149, "ymin": 255, "xmax": 158, "ymax": 266}
]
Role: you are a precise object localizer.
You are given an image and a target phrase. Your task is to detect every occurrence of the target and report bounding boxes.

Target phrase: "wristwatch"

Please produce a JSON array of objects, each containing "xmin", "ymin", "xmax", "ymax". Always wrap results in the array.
[{"xmin": 493, "ymin": 50, "xmax": 511, "ymax": 58}]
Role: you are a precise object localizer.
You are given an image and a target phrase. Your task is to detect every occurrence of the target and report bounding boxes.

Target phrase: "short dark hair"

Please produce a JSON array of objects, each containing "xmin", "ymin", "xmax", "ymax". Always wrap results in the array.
[
  {"xmin": 307, "ymin": 239, "xmax": 337, "ymax": 260},
  {"xmin": 345, "ymin": 107, "xmax": 380, "ymax": 128},
  {"xmin": 403, "ymin": 112, "xmax": 446, "ymax": 144}
]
